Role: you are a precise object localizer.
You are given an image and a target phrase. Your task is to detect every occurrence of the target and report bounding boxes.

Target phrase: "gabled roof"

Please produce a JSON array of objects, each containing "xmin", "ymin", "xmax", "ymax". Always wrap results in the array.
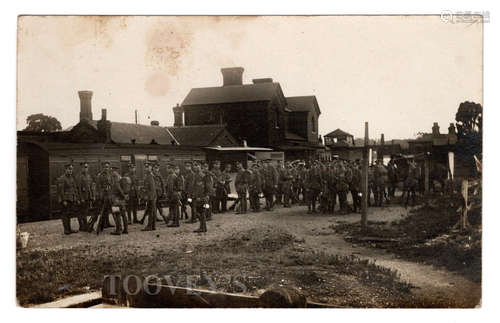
[
  {"xmin": 68, "ymin": 120, "xmax": 178, "ymax": 145},
  {"xmin": 286, "ymin": 96, "xmax": 321, "ymax": 115},
  {"xmin": 181, "ymin": 82, "xmax": 283, "ymax": 106},
  {"xmin": 166, "ymin": 125, "xmax": 239, "ymax": 147},
  {"xmin": 325, "ymin": 128, "xmax": 353, "ymax": 138}
]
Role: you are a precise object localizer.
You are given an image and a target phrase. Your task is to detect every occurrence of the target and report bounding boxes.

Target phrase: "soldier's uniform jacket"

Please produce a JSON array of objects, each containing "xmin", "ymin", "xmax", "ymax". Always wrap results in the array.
[
  {"xmin": 57, "ymin": 174, "xmax": 79, "ymax": 203},
  {"xmin": 307, "ymin": 167, "xmax": 323, "ymax": 191},
  {"xmin": 221, "ymin": 170, "xmax": 232, "ymax": 195},
  {"xmin": 249, "ymin": 169, "xmax": 262, "ymax": 192},
  {"xmin": 143, "ymin": 170, "xmax": 157, "ymax": 201},
  {"xmin": 97, "ymin": 171, "xmax": 113, "ymax": 200},
  {"xmin": 124, "ymin": 171, "xmax": 139, "ymax": 198},
  {"xmin": 205, "ymin": 169, "xmax": 216, "ymax": 197},
  {"xmin": 350, "ymin": 167, "xmax": 361, "ymax": 191},
  {"xmin": 406, "ymin": 164, "xmax": 419, "ymax": 188},
  {"xmin": 154, "ymin": 172, "xmax": 165, "ymax": 200},
  {"xmin": 375, "ymin": 164, "xmax": 388, "ymax": 185},
  {"xmin": 111, "ymin": 171, "xmax": 127, "ymax": 206},
  {"xmin": 280, "ymin": 168, "xmax": 294, "ymax": 182},
  {"xmin": 183, "ymin": 169, "xmax": 195, "ymax": 197},
  {"xmin": 191, "ymin": 170, "xmax": 210, "ymax": 201},
  {"xmin": 77, "ymin": 172, "xmax": 94, "ymax": 201},
  {"xmin": 335, "ymin": 167, "xmax": 349, "ymax": 192},
  {"xmin": 166, "ymin": 172, "xmax": 183, "ymax": 201},
  {"xmin": 235, "ymin": 168, "xmax": 250, "ymax": 193},
  {"xmin": 263, "ymin": 164, "xmax": 279, "ymax": 188}
]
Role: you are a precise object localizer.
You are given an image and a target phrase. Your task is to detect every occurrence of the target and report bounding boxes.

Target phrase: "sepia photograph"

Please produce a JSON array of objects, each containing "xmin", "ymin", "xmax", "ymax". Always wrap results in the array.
[{"xmin": 15, "ymin": 13, "xmax": 484, "ymax": 309}]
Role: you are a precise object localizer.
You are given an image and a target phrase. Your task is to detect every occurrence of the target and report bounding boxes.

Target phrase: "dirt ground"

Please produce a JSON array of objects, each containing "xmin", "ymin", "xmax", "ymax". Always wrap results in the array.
[{"xmin": 17, "ymin": 202, "xmax": 481, "ymax": 308}]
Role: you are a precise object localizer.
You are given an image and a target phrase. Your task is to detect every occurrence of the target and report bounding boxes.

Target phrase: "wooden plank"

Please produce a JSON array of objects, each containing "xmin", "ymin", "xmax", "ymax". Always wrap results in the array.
[{"xmin": 32, "ymin": 291, "xmax": 102, "ymax": 308}]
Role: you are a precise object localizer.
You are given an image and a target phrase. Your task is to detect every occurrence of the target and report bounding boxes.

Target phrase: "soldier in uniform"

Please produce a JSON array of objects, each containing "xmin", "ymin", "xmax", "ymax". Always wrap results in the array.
[
  {"xmin": 211, "ymin": 161, "xmax": 223, "ymax": 213},
  {"xmin": 275, "ymin": 160, "xmax": 285, "ymax": 206},
  {"xmin": 281, "ymin": 162, "xmax": 294, "ymax": 208},
  {"xmin": 306, "ymin": 161, "xmax": 323, "ymax": 214},
  {"xmin": 387, "ymin": 157, "xmax": 398, "ymax": 199},
  {"xmin": 234, "ymin": 162, "xmax": 249, "ymax": 214},
  {"xmin": 110, "ymin": 166, "xmax": 129, "ymax": 235},
  {"xmin": 90, "ymin": 161, "xmax": 114, "ymax": 234},
  {"xmin": 124, "ymin": 163, "xmax": 140, "ymax": 224},
  {"xmin": 367, "ymin": 164, "xmax": 376, "ymax": 207},
  {"xmin": 220, "ymin": 163, "xmax": 232, "ymax": 213},
  {"xmin": 374, "ymin": 160, "xmax": 389, "ymax": 206},
  {"xmin": 182, "ymin": 161, "xmax": 195, "ymax": 221},
  {"xmin": 350, "ymin": 161, "xmax": 362, "ymax": 213},
  {"xmin": 192, "ymin": 162, "xmax": 210, "ymax": 233},
  {"xmin": 57, "ymin": 164, "xmax": 80, "ymax": 235},
  {"xmin": 76, "ymin": 162, "xmax": 94, "ymax": 232},
  {"xmin": 166, "ymin": 164, "xmax": 183, "ymax": 227},
  {"xmin": 248, "ymin": 163, "xmax": 262, "ymax": 212},
  {"xmin": 405, "ymin": 160, "xmax": 418, "ymax": 208},
  {"xmin": 142, "ymin": 162, "xmax": 158, "ymax": 231},
  {"xmin": 202, "ymin": 162, "xmax": 215, "ymax": 220},
  {"xmin": 262, "ymin": 159, "xmax": 278, "ymax": 211},
  {"xmin": 153, "ymin": 163, "xmax": 169, "ymax": 223}
]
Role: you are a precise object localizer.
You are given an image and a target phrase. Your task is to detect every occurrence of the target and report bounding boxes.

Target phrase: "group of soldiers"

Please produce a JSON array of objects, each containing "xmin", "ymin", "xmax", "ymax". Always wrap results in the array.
[
  {"xmin": 56, "ymin": 160, "xmax": 232, "ymax": 235},
  {"xmin": 56, "ymin": 156, "xmax": 421, "ymax": 235}
]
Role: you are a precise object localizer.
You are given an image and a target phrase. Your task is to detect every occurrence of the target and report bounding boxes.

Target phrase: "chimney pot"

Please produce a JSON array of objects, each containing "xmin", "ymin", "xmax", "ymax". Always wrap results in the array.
[
  {"xmin": 432, "ymin": 122, "xmax": 440, "ymax": 136},
  {"xmin": 150, "ymin": 120, "xmax": 159, "ymax": 126},
  {"xmin": 173, "ymin": 104, "xmax": 184, "ymax": 127},
  {"xmin": 101, "ymin": 109, "xmax": 107, "ymax": 121},
  {"xmin": 78, "ymin": 90, "xmax": 93, "ymax": 122},
  {"xmin": 221, "ymin": 67, "xmax": 244, "ymax": 86}
]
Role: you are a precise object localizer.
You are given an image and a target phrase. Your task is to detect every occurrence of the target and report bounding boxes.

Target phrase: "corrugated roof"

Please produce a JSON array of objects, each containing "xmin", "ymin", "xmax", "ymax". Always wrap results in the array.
[
  {"xmin": 325, "ymin": 128, "xmax": 353, "ymax": 138},
  {"xmin": 68, "ymin": 120, "xmax": 177, "ymax": 145},
  {"xmin": 166, "ymin": 125, "xmax": 236, "ymax": 147},
  {"xmin": 286, "ymin": 96, "xmax": 320, "ymax": 114},
  {"xmin": 181, "ymin": 83, "xmax": 281, "ymax": 106}
]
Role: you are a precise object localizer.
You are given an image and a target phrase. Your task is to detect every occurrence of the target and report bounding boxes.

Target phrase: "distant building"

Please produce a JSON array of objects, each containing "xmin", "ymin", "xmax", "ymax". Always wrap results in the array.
[{"xmin": 172, "ymin": 67, "xmax": 324, "ymax": 160}]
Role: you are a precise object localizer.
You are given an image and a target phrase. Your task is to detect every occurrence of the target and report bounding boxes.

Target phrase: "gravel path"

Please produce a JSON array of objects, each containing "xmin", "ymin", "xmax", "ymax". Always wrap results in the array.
[{"xmin": 18, "ymin": 203, "xmax": 481, "ymax": 307}]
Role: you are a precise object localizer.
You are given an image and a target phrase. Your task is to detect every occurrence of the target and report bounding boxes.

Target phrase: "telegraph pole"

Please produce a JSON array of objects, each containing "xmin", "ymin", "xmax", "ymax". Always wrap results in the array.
[{"xmin": 361, "ymin": 122, "xmax": 369, "ymax": 229}]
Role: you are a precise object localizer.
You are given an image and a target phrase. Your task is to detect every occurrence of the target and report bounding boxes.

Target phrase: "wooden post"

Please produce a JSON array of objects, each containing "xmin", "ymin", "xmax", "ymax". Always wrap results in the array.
[
  {"xmin": 361, "ymin": 122, "xmax": 369, "ymax": 229},
  {"xmin": 461, "ymin": 179, "xmax": 469, "ymax": 230},
  {"xmin": 424, "ymin": 154, "xmax": 430, "ymax": 194}
]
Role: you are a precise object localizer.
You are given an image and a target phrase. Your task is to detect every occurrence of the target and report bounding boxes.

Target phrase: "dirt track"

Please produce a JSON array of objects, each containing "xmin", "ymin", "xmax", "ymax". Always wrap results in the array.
[{"xmin": 18, "ymin": 204, "xmax": 481, "ymax": 307}]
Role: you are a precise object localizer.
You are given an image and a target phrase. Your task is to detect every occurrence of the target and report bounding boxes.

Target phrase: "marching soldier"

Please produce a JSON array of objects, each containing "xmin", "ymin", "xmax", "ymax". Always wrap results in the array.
[
  {"xmin": 57, "ymin": 163, "xmax": 79, "ymax": 235},
  {"xmin": 387, "ymin": 157, "xmax": 398, "ymax": 199},
  {"xmin": 142, "ymin": 162, "xmax": 158, "ymax": 231},
  {"xmin": 262, "ymin": 159, "xmax": 278, "ymax": 211},
  {"xmin": 248, "ymin": 163, "xmax": 262, "ymax": 212},
  {"xmin": 374, "ymin": 160, "xmax": 389, "ymax": 206},
  {"xmin": 110, "ymin": 166, "xmax": 128, "ymax": 235},
  {"xmin": 368, "ymin": 165, "xmax": 376, "ymax": 207},
  {"xmin": 202, "ymin": 162, "xmax": 215, "ymax": 220},
  {"xmin": 166, "ymin": 164, "xmax": 183, "ymax": 227},
  {"xmin": 212, "ymin": 161, "xmax": 223, "ymax": 213},
  {"xmin": 76, "ymin": 162, "xmax": 94, "ymax": 232},
  {"xmin": 275, "ymin": 160, "xmax": 285, "ymax": 206},
  {"xmin": 192, "ymin": 162, "xmax": 210, "ymax": 233},
  {"xmin": 220, "ymin": 163, "xmax": 232, "ymax": 213},
  {"xmin": 405, "ymin": 160, "xmax": 418, "ymax": 208},
  {"xmin": 124, "ymin": 163, "xmax": 140, "ymax": 224},
  {"xmin": 153, "ymin": 163, "xmax": 169, "ymax": 223},
  {"xmin": 182, "ymin": 161, "xmax": 195, "ymax": 221},
  {"xmin": 281, "ymin": 162, "xmax": 294, "ymax": 208},
  {"xmin": 306, "ymin": 161, "xmax": 322, "ymax": 214},
  {"xmin": 234, "ymin": 162, "xmax": 249, "ymax": 214},
  {"xmin": 350, "ymin": 161, "xmax": 362, "ymax": 213}
]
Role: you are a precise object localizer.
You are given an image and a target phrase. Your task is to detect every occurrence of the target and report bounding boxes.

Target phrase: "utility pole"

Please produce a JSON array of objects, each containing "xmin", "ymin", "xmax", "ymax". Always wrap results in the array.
[
  {"xmin": 135, "ymin": 109, "xmax": 138, "ymax": 124},
  {"xmin": 361, "ymin": 122, "xmax": 369, "ymax": 229}
]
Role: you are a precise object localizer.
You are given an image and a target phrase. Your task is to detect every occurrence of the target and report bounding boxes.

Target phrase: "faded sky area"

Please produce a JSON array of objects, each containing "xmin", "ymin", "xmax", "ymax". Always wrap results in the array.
[{"xmin": 17, "ymin": 16, "xmax": 482, "ymax": 139}]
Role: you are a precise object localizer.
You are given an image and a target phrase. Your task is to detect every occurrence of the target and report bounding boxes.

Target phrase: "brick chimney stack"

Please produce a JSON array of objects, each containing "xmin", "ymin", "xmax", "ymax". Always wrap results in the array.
[
  {"xmin": 221, "ymin": 67, "xmax": 244, "ymax": 86},
  {"xmin": 97, "ymin": 108, "xmax": 111, "ymax": 143},
  {"xmin": 432, "ymin": 122, "xmax": 440, "ymax": 136},
  {"xmin": 78, "ymin": 90, "xmax": 93, "ymax": 122},
  {"xmin": 173, "ymin": 103, "xmax": 184, "ymax": 127}
]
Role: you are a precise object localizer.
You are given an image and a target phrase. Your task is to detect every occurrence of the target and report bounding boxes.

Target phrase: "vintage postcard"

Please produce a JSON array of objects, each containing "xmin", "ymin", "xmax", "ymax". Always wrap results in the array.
[{"xmin": 16, "ymin": 15, "xmax": 482, "ymax": 308}]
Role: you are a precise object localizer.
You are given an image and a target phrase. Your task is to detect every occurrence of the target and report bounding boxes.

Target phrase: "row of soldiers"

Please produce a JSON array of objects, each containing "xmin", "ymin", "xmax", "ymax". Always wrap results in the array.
[{"xmin": 56, "ymin": 160, "xmax": 235, "ymax": 235}]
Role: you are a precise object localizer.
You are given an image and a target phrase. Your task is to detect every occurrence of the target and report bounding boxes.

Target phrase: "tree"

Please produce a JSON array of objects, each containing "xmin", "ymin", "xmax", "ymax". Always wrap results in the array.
[
  {"xmin": 24, "ymin": 113, "xmax": 62, "ymax": 132},
  {"xmin": 455, "ymin": 101, "xmax": 482, "ymax": 176}
]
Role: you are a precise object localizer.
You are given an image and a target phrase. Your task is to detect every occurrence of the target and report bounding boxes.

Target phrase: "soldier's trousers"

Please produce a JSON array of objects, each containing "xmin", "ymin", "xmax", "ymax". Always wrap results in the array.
[
  {"xmin": 144, "ymin": 198, "xmax": 157, "ymax": 230},
  {"xmin": 276, "ymin": 183, "xmax": 283, "ymax": 205},
  {"xmin": 263, "ymin": 186, "xmax": 275, "ymax": 210},
  {"xmin": 96, "ymin": 198, "xmax": 113, "ymax": 234},
  {"xmin": 78, "ymin": 200, "xmax": 90, "ymax": 231},
  {"xmin": 126, "ymin": 195, "xmax": 139, "ymax": 223},
  {"xmin": 237, "ymin": 190, "xmax": 247, "ymax": 214},
  {"xmin": 327, "ymin": 189, "xmax": 337, "ymax": 214},
  {"xmin": 60, "ymin": 201, "xmax": 76, "ymax": 234},
  {"xmin": 249, "ymin": 189, "xmax": 260, "ymax": 211},
  {"xmin": 169, "ymin": 197, "xmax": 181, "ymax": 226},
  {"xmin": 351, "ymin": 189, "xmax": 361, "ymax": 212},
  {"xmin": 112, "ymin": 204, "xmax": 128, "ymax": 234},
  {"xmin": 193, "ymin": 198, "xmax": 207, "ymax": 232},
  {"xmin": 338, "ymin": 190, "xmax": 348, "ymax": 212},
  {"xmin": 307, "ymin": 189, "xmax": 320, "ymax": 212},
  {"xmin": 375, "ymin": 184, "xmax": 386, "ymax": 206},
  {"xmin": 282, "ymin": 181, "xmax": 293, "ymax": 207}
]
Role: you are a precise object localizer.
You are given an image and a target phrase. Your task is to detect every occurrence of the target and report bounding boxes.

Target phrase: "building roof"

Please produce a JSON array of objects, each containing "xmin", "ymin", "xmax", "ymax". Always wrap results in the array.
[
  {"xmin": 181, "ymin": 82, "xmax": 282, "ymax": 106},
  {"xmin": 68, "ymin": 120, "xmax": 178, "ymax": 145},
  {"xmin": 285, "ymin": 131, "xmax": 306, "ymax": 141},
  {"xmin": 166, "ymin": 125, "xmax": 238, "ymax": 147},
  {"xmin": 286, "ymin": 96, "xmax": 321, "ymax": 115},
  {"xmin": 325, "ymin": 129, "xmax": 353, "ymax": 138},
  {"xmin": 203, "ymin": 146, "xmax": 272, "ymax": 152},
  {"xmin": 409, "ymin": 133, "xmax": 458, "ymax": 146}
]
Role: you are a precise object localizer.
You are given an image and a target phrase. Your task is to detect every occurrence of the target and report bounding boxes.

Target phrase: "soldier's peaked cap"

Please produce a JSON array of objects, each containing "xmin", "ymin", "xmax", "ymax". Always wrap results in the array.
[{"xmin": 64, "ymin": 163, "xmax": 73, "ymax": 168}]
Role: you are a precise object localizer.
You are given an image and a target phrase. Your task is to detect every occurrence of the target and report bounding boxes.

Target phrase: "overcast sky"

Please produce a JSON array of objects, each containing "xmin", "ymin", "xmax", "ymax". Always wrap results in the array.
[{"xmin": 17, "ymin": 15, "xmax": 482, "ymax": 139}]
